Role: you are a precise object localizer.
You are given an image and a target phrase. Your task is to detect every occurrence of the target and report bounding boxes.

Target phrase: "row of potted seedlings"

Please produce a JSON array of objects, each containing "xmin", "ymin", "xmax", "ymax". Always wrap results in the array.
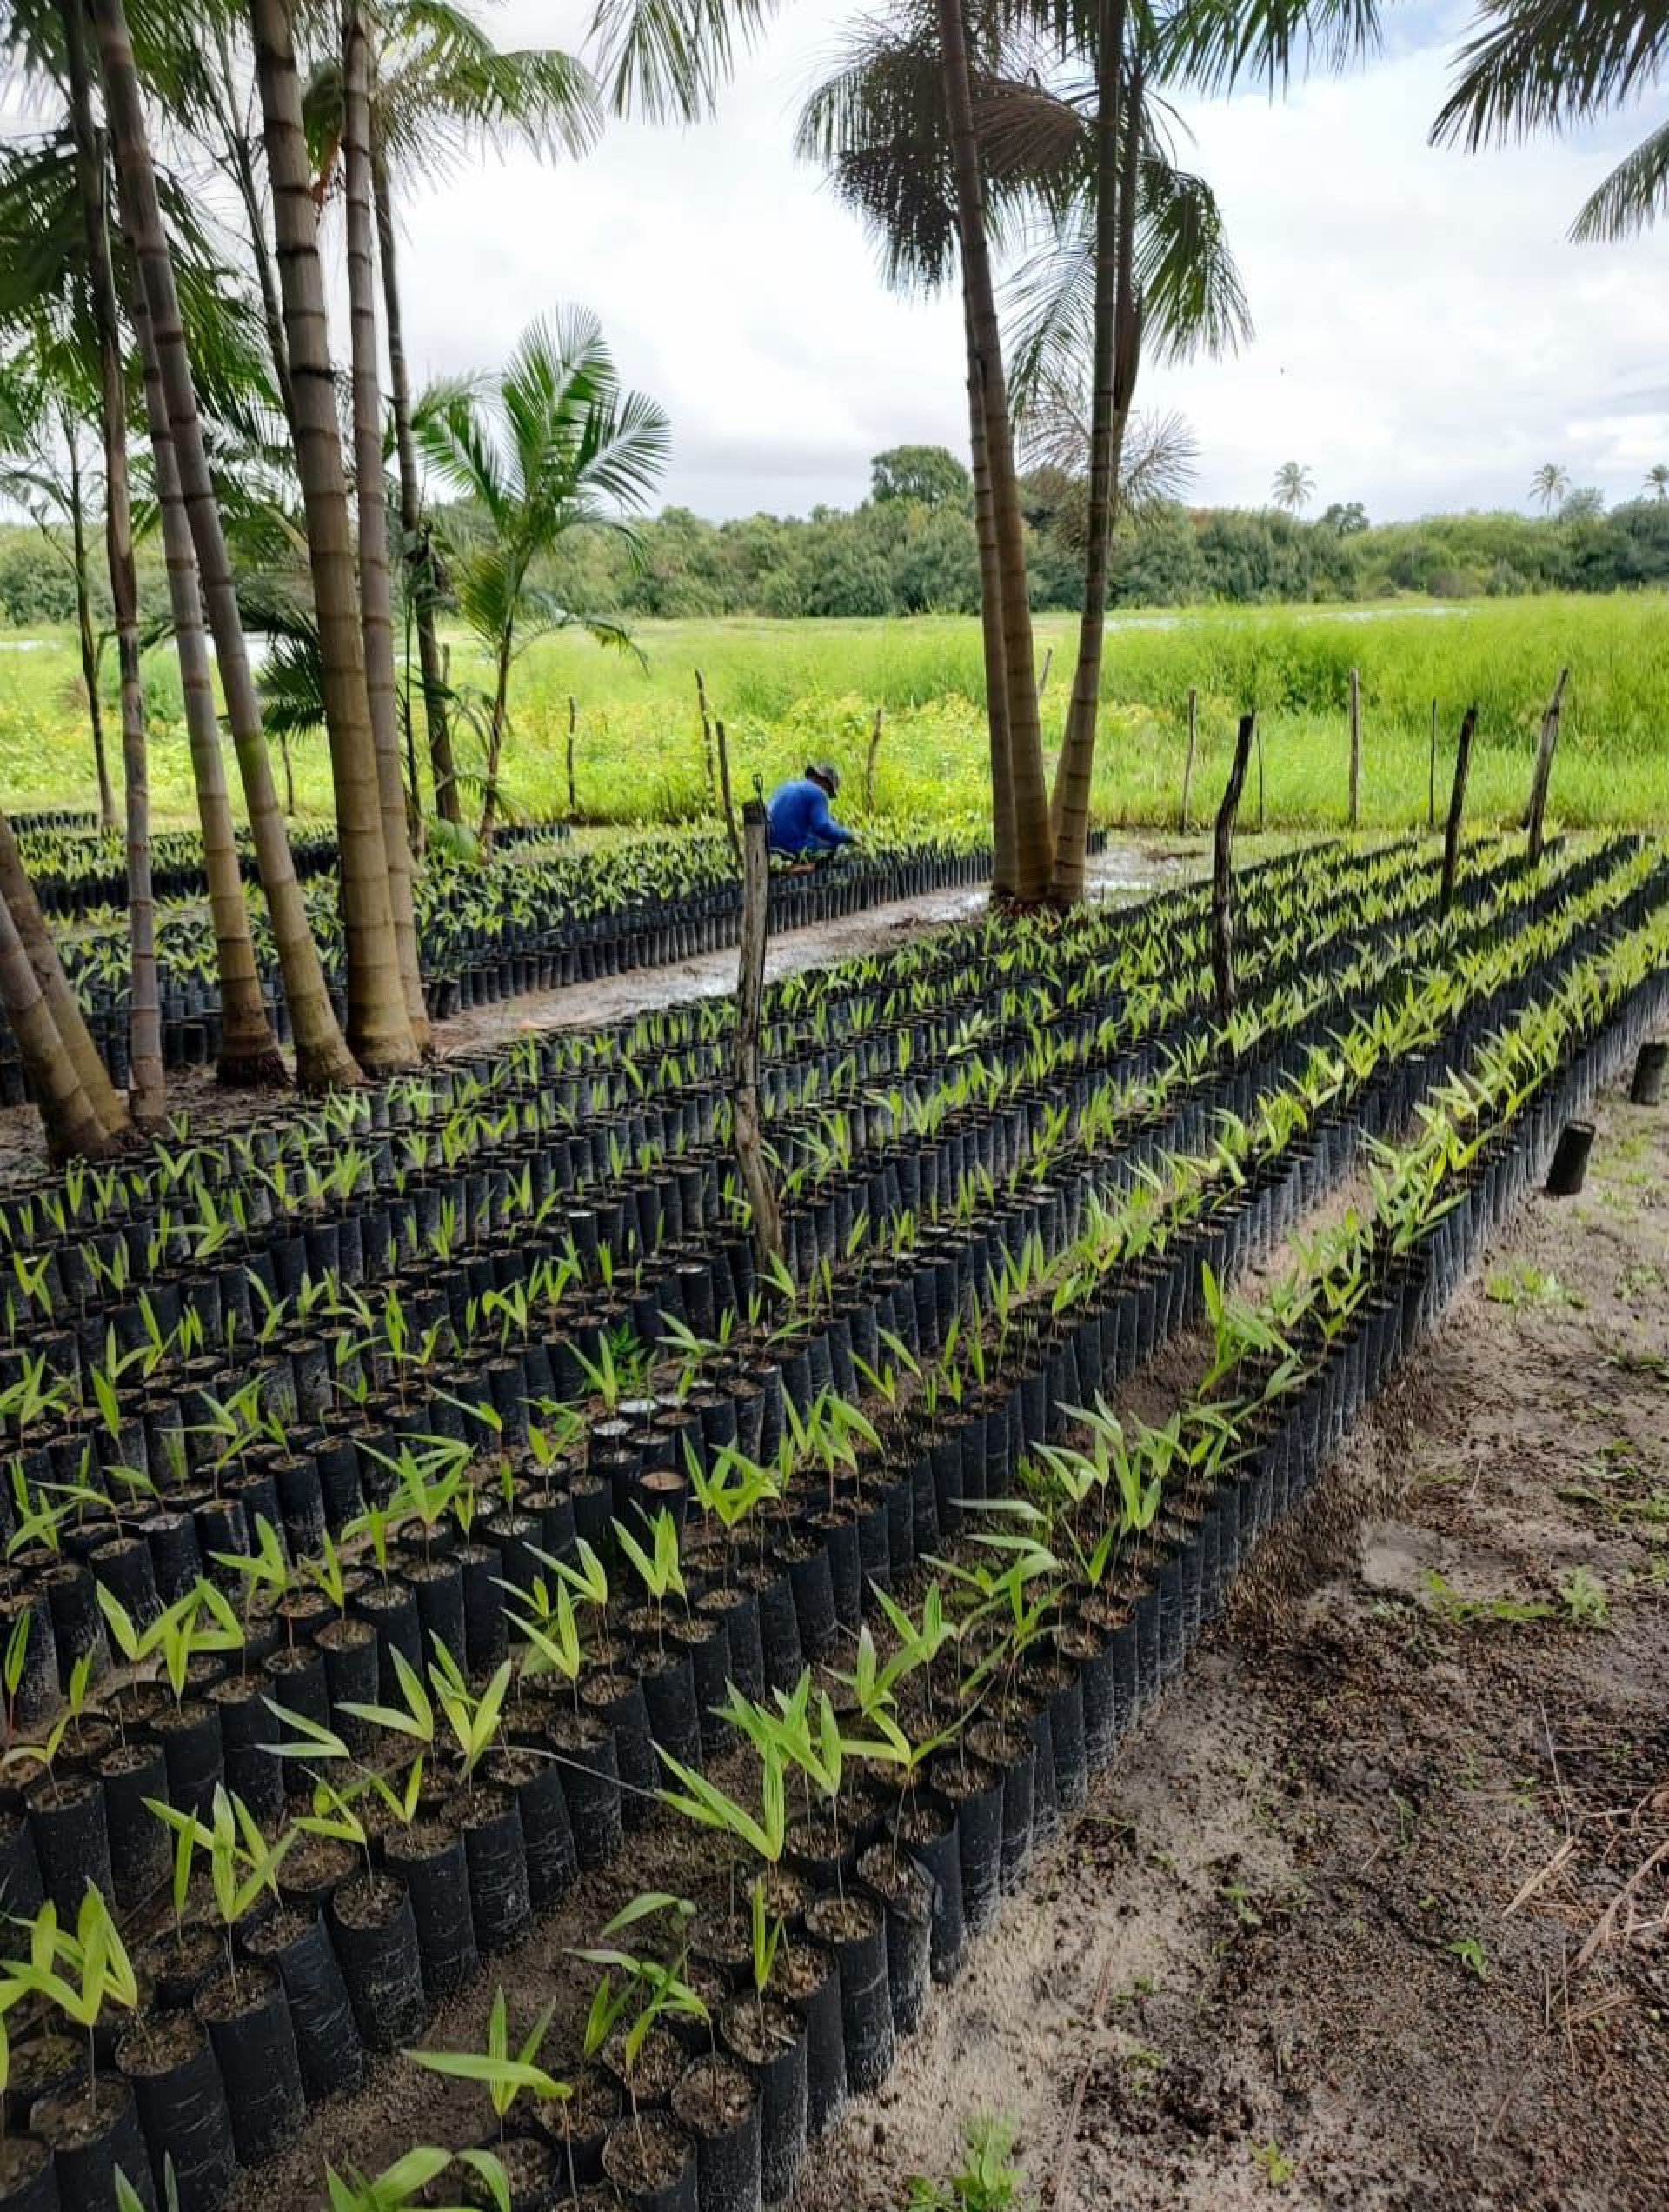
[
  {"xmin": 342, "ymin": 863, "xmax": 1669, "ymax": 2212},
  {"xmin": 0, "ymin": 830, "xmax": 1557, "ymax": 1427},
  {"xmin": 2, "ymin": 822, "xmax": 993, "ymax": 1095},
  {"xmin": 0, "ymin": 836, "xmax": 1659, "ymax": 2206}
]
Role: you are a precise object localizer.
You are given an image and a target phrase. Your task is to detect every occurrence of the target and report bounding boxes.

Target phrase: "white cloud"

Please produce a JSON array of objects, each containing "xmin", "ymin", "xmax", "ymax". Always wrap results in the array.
[{"xmin": 389, "ymin": 2, "xmax": 1669, "ymax": 523}]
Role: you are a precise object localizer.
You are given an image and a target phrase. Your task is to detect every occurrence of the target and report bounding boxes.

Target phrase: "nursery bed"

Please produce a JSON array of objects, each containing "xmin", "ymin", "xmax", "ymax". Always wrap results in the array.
[
  {"xmin": 0, "ymin": 831, "xmax": 1660, "ymax": 2211},
  {"xmin": 795, "ymin": 1081, "xmax": 1669, "ymax": 2212}
]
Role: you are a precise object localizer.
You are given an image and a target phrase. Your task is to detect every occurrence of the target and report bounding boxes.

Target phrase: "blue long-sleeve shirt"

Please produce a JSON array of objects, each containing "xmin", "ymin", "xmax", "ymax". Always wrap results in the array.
[{"xmin": 765, "ymin": 777, "xmax": 855, "ymax": 856}]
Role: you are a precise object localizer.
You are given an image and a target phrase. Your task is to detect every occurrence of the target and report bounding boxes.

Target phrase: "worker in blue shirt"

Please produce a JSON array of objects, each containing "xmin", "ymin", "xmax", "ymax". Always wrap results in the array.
[{"xmin": 765, "ymin": 762, "xmax": 858, "ymax": 862}]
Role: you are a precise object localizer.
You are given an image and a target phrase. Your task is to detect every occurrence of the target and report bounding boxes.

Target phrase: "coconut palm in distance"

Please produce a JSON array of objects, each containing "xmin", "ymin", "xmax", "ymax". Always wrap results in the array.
[
  {"xmin": 416, "ymin": 310, "xmax": 668, "ymax": 849},
  {"xmin": 1271, "ymin": 459, "xmax": 1314, "ymax": 513},
  {"xmin": 1646, "ymin": 463, "xmax": 1669, "ymax": 502},
  {"xmin": 1434, "ymin": 0, "xmax": 1669, "ymax": 239},
  {"xmin": 1530, "ymin": 461, "xmax": 1570, "ymax": 512}
]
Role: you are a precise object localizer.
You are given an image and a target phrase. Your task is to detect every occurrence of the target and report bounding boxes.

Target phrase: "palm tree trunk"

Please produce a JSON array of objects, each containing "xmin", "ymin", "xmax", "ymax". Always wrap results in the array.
[
  {"xmin": 934, "ymin": 0, "xmax": 1050, "ymax": 904},
  {"xmin": 131, "ymin": 289, "xmax": 285, "ymax": 1086},
  {"xmin": 344, "ymin": 3, "xmax": 428, "ymax": 1047},
  {"xmin": 1049, "ymin": 10, "xmax": 1138, "ymax": 909},
  {"xmin": 64, "ymin": 426, "xmax": 117, "ymax": 836},
  {"xmin": 209, "ymin": 14, "xmax": 296, "ymax": 437},
  {"xmin": 91, "ymin": 0, "xmax": 359, "ymax": 1091},
  {"xmin": 0, "ymin": 862, "xmax": 119, "ymax": 1162},
  {"xmin": 965, "ymin": 297, "xmax": 1014, "ymax": 901},
  {"xmin": 482, "ymin": 625, "xmax": 512, "ymax": 854},
  {"xmin": 372, "ymin": 136, "xmax": 461, "ymax": 826},
  {"xmin": 249, "ymin": 0, "xmax": 417, "ymax": 1077},
  {"xmin": 63, "ymin": 0, "xmax": 163, "ymax": 1122},
  {"xmin": 0, "ymin": 810, "xmax": 128, "ymax": 1140}
]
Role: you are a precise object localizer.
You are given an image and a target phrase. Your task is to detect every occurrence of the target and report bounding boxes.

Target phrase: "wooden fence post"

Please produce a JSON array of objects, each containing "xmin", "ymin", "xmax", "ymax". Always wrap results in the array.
[
  {"xmin": 864, "ymin": 704, "xmax": 884, "ymax": 812},
  {"xmin": 1254, "ymin": 716, "xmax": 1266, "ymax": 832},
  {"xmin": 735, "ymin": 798, "xmax": 783, "ymax": 1270},
  {"xmin": 1348, "ymin": 665, "xmax": 1361, "ymax": 830},
  {"xmin": 695, "ymin": 668, "xmax": 716, "ymax": 808},
  {"xmin": 1180, "ymin": 687, "xmax": 1197, "ymax": 830},
  {"xmin": 1211, "ymin": 714, "xmax": 1256, "ymax": 1018},
  {"xmin": 1427, "ymin": 698, "xmax": 1438, "ymax": 830},
  {"xmin": 1440, "ymin": 703, "xmax": 1479, "ymax": 918},
  {"xmin": 565, "ymin": 695, "xmax": 577, "ymax": 818},
  {"xmin": 715, "ymin": 717, "xmax": 741, "ymax": 869},
  {"xmin": 1526, "ymin": 665, "xmax": 1569, "ymax": 865}
]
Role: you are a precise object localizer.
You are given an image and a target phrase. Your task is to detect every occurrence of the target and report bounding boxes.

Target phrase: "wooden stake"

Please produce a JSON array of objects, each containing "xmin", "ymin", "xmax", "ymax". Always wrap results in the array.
[
  {"xmin": 735, "ymin": 797, "xmax": 783, "ymax": 1270},
  {"xmin": 565, "ymin": 694, "xmax": 577, "ymax": 818},
  {"xmin": 715, "ymin": 716, "xmax": 741, "ymax": 868},
  {"xmin": 1428, "ymin": 698, "xmax": 1438, "ymax": 830},
  {"xmin": 1211, "ymin": 713, "xmax": 1256, "ymax": 1018},
  {"xmin": 695, "ymin": 667, "xmax": 716, "ymax": 807},
  {"xmin": 1526, "ymin": 665, "xmax": 1569, "ymax": 866},
  {"xmin": 1347, "ymin": 664, "xmax": 1361, "ymax": 830},
  {"xmin": 1180, "ymin": 686, "xmax": 1197, "ymax": 830},
  {"xmin": 1254, "ymin": 716, "xmax": 1266, "ymax": 832},
  {"xmin": 864, "ymin": 704, "xmax": 884, "ymax": 812},
  {"xmin": 1036, "ymin": 644, "xmax": 1053, "ymax": 699},
  {"xmin": 1440, "ymin": 703, "xmax": 1479, "ymax": 918}
]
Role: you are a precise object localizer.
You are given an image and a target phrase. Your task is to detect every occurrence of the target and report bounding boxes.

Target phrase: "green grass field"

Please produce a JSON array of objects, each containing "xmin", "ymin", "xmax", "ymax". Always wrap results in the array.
[{"xmin": 3, "ymin": 591, "xmax": 1666, "ymax": 835}]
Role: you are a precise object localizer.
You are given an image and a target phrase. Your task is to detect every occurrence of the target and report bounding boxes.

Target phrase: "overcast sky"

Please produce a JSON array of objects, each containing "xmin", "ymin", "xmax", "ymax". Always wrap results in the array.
[{"xmin": 393, "ymin": 1, "xmax": 1669, "ymax": 524}]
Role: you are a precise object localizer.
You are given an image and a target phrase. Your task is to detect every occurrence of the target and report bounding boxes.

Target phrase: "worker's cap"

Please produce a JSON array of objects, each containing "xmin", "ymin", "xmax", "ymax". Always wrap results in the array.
[{"xmin": 806, "ymin": 761, "xmax": 841, "ymax": 794}]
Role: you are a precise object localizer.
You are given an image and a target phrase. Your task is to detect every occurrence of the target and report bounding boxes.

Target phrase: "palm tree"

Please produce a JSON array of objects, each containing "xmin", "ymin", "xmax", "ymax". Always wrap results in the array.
[
  {"xmin": 249, "ymin": 0, "xmax": 418, "ymax": 1077},
  {"xmin": 343, "ymin": 1, "xmax": 425, "ymax": 1046},
  {"xmin": 91, "ymin": 0, "xmax": 361, "ymax": 1092},
  {"xmin": 1529, "ymin": 461, "xmax": 1569, "ymax": 513},
  {"xmin": 0, "ymin": 91, "xmax": 283, "ymax": 1101},
  {"xmin": 1270, "ymin": 459, "xmax": 1313, "ymax": 514},
  {"xmin": 1433, "ymin": 1, "xmax": 1669, "ymax": 240},
  {"xmin": 60, "ymin": 0, "xmax": 163, "ymax": 1122},
  {"xmin": 299, "ymin": 1, "xmax": 597, "ymax": 828},
  {"xmin": 415, "ymin": 310, "xmax": 668, "ymax": 848},
  {"xmin": 998, "ymin": 36, "xmax": 1250, "ymax": 902},
  {"xmin": 1646, "ymin": 463, "xmax": 1669, "ymax": 502}
]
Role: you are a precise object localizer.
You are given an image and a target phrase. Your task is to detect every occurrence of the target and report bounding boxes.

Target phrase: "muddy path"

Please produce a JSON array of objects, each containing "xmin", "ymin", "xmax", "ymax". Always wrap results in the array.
[{"xmin": 799, "ymin": 1079, "xmax": 1669, "ymax": 2212}]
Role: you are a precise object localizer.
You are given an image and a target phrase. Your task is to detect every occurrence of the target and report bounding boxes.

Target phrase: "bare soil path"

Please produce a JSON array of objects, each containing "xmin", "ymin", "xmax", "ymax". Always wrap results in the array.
[{"xmin": 800, "ymin": 1079, "xmax": 1669, "ymax": 2212}]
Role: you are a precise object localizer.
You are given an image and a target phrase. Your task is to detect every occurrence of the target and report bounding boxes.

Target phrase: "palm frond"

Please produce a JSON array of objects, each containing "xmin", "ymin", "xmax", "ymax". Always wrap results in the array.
[
  {"xmin": 1433, "ymin": 0, "xmax": 1668, "ymax": 148},
  {"xmin": 1570, "ymin": 112, "xmax": 1669, "ymax": 238},
  {"xmin": 371, "ymin": 1, "xmax": 601, "ymax": 182},
  {"xmin": 1159, "ymin": 0, "xmax": 1384, "ymax": 96},
  {"xmin": 587, "ymin": 0, "xmax": 777, "ymax": 122},
  {"xmin": 1134, "ymin": 155, "xmax": 1253, "ymax": 361}
]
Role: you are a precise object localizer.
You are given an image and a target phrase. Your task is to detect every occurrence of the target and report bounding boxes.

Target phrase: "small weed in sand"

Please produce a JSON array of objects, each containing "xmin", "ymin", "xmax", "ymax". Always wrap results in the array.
[
  {"xmin": 1420, "ymin": 1568, "xmax": 1553, "ymax": 1627},
  {"xmin": 1486, "ymin": 1263, "xmax": 1583, "ymax": 1310},
  {"xmin": 1557, "ymin": 1565, "xmax": 1609, "ymax": 1626},
  {"xmin": 1447, "ymin": 1936, "xmax": 1490, "ymax": 1980},
  {"xmin": 906, "ymin": 2117, "xmax": 1033, "ymax": 2212},
  {"xmin": 1252, "ymin": 2141, "xmax": 1297, "ymax": 2187},
  {"xmin": 1221, "ymin": 1881, "xmax": 1264, "ymax": 1928}
]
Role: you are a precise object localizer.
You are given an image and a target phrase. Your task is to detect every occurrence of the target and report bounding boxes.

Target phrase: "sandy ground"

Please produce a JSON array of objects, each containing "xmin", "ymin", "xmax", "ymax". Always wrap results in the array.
[{"xmin": 799, "ymin": 1079, "xmax": 1669, "ymax": 2212}]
